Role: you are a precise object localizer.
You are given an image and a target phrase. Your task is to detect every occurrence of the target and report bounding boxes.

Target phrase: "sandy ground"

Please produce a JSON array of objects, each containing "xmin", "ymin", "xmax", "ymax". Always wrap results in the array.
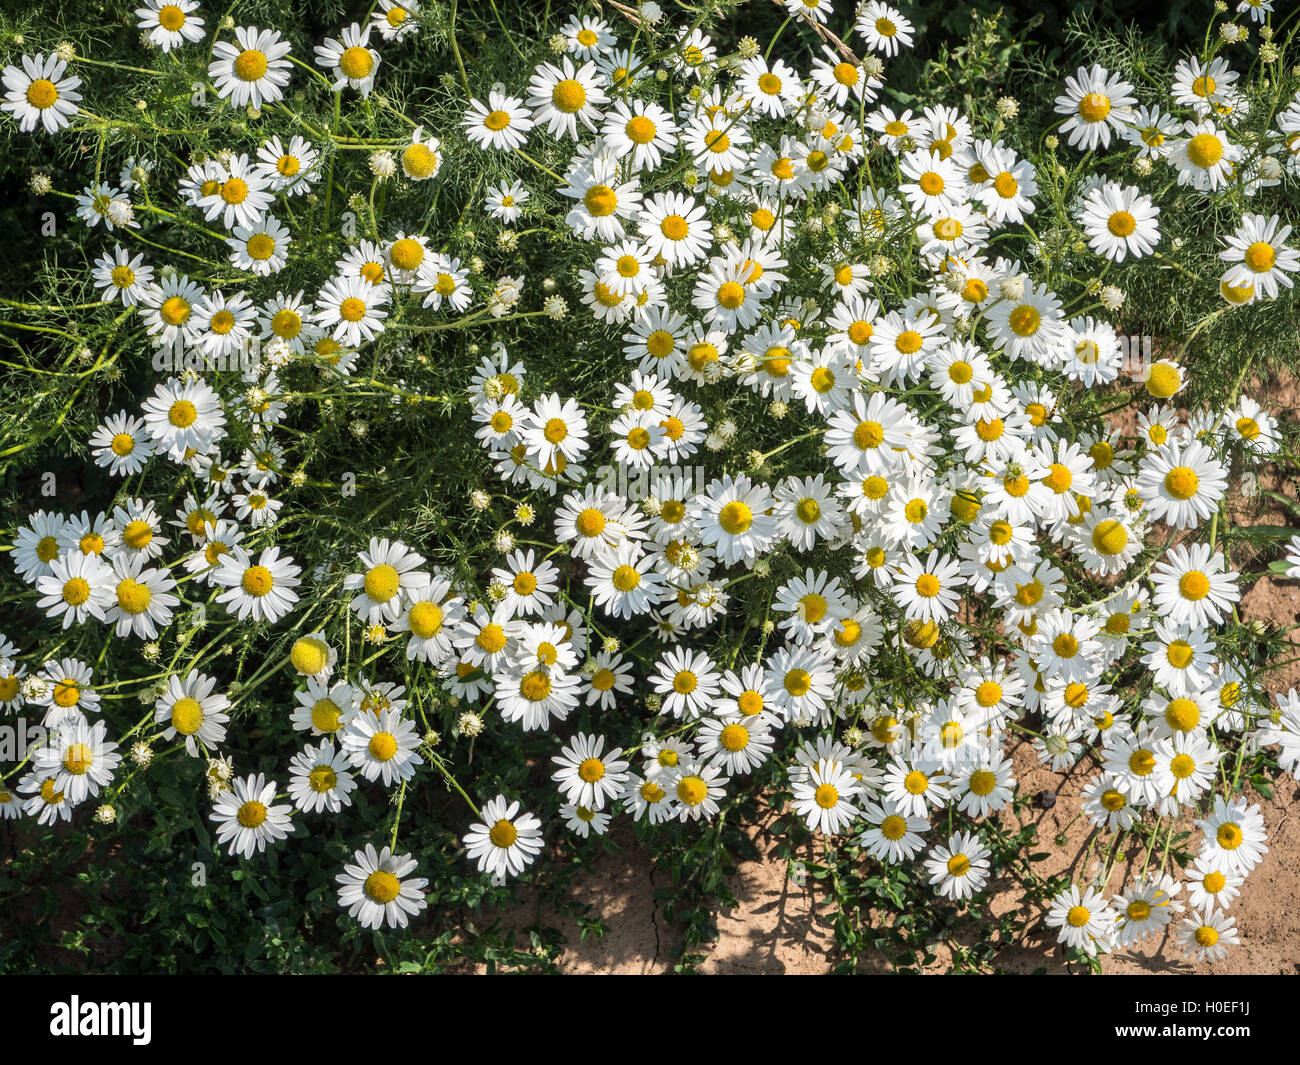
[{"xmin": 465, "ymin": 372, "xmax": 1300, "ymax": 974}]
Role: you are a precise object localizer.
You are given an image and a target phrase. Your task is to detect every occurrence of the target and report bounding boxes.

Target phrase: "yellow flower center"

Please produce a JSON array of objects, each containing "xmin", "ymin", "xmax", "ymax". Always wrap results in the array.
[
  {"xmin": 364, "ymin": 563, "xmax": 400, "ymax": 602},
  {"xmin": 552, "ymin": 78, "xmax": 587, "ymax": 113},
  {"xmin": 241, "ymin": 564, "xmax": 273, "ymax": 596},
  {"xmin": 390, "ymin": 238, "xmax": 423, "ymax": 271},
  {"xmin": 242, "ymin": 232, "xmax": 276, "ymax": 260},
  {"xmin": 169, "ymin": 696, "xmax": 205, "ymax": 735},
  {"xmin": 1108, "ymin": 210, "xmax": 1136, "ymax": 237},
  {"xmin": 339, "ymin": 46, "xmax": 374, "ymax": 80},
  {"xmin": 26, "ymin": 79, "xmax": 58, "ymax": 109},
  {"xmin": 408, "ymin": 601, "xmax": 444, "ymax": 639},
  {"xmin": 1077, "ymin": 93, "xmax": 1111, "ymax": 122},
  {"xmin": 1164, "ymin": 467, "xmax": 1199, "ymax": 500},
  {"xmin": 490, "ymin": 819, "xmax": 518, "ymax": 847},
  {"xmin": 1244, "ymin": 241, "xmax": 1276, "ymax": 273},
  {"xmin": 1186, "ymin": 133, "xmax": 1223, "ymax": 169},
  {"xmin": 1008, "ymin": 305, "xmax": 1041, "ymax": 336},
  {"xmin": 116, "ymin": 577, "xmax": 152, "ymax": 614},
  {"xmin": 237, "ymin": 800, "xmax": 267, "ymax": 828}
]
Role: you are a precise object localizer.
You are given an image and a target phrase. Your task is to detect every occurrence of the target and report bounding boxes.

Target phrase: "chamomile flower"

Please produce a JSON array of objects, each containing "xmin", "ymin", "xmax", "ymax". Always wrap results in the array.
[
  {"xmin": 284, "ymin": 741, "xmax": 355, "ymax": 815},
  {"xmin": 2, "ymin": 53, "xmax": 82, "ymax": 134},
  {"xmin": 137, "ymin": 0, "xmax": 205, "ymax": 53},
  {"xmin": 485, "ymin": 179, "xmax": 529, "ymax": 223},
  {"xmin": 1136, "ymin": 440, "xmax": 1227, "ymax": 531},
  {"xmin": 690, "ymin": 473, "xmax": 778, "ymax": 566},
  {"xmin": 527, "ymin": 57, "xmax": 609, "ymax": 141},
  {"xmin": 669, "ymin": 759, "xmax": 729, "ymax": 822},
  {"xmin": 315, "ymin": 23, "xmax": 380, "ymax": 97},
  {"xmin": 792, "ymin": 759, "xmax": 863, "ymax": 835},
  {"xmin": 255, "ymin": 134, "xmax": 319, "ymax": 194},
  {"xmin": 1169, "ymin": 120, "xmax": 1241, "ymax": 192},
  {"xmin": 652, "ymin": 647, "xmax": 721, "ymax": 719},
  {"xmin": 856, "ymin": 2, "xmax": 914, "ymax": 57},
  {"xmin": 228, "ymin": 215, "xmax": 291, "ymax": 276},
  {"xmin": 551, "ymin": 732, "xmax": 629, "ymax": 811},
  {"xmin": 859, "ymin": 799, "xmax": 929, "ymax": 863},
  {"xmin": 154, "ymin": 669, "xmax": 230, "ymax": 755},
  {"xmin": 1196, "ymin": 794, "xmax": 1268, "ymax": 875},
  {"xmin": 1218, "ymin": 212, "xmax": 1298, "ymax": 300},
  {"xmin": 315, "ymin": 274, "xmax": 389, "ymax": 347},
  {"xmin": 1176, "ymin": 907, "xmax": 1239, "ymax": 963},
  {"xmin": 373, "ymin": 0, "xmax": 420, "ymax": 42},
  {"xmin": 212, "ymin": 544, "xmax": 301, "ymax": 623},
  {"xmin": 337, "ymin": 844, "xmax": 427, "ymax": 928},
  {"xmin": 89, "ymin": 412, "xmax": 154, "ymax": 477},
  {"xmin": 92, "ymin": 246, "xmax": 154, "ymax": 306},
  {"xmin": 340, "ymin": 708, "xmax": 423, "ymax": 786},
  {"xmin": 211, "ymin": 773, "xmax": 292, "ymax": 859},
  {"xmin": 210, "ymin": 26, "xmax": 293, "ymax": 110},
  {"xmin": 924, "ymin": 832, "xmax": 992, "ymax": 900},
  {"xmin": 1054, "ymin": 65, "xmax": 1136, "ymax": 151},
  {"xmin": 463, "ymin": 92, "xmax": 535, "ymax": 151},
  {"xmin": 697, "ymin": 715, "xmax": 774, "ymax": 776},
  {"xmin": 463, "ymin": 795, "xmax": 544, "ymax": 878},
  {"xmin": 1076, "ymin": 182, "xmax": 1160, "ymax": 261},
  {"xmin": 198, "ymin": 154, "xmax": 274, "ymax": 230},
  {"xmin": 1151, "ymin": 543, "xmax": 1240, "ymax": 629}
]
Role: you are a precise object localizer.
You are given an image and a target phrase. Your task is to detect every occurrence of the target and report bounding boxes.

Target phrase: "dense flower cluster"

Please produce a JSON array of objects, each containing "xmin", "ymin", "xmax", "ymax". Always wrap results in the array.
[{"xmin": 2, "ymin": 0, "xmax": 1297, "ymax": 964}]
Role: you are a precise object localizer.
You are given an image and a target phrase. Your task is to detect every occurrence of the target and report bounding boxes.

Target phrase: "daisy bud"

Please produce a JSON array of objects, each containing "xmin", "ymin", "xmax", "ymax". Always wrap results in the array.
[
  {"xmin": 219, "ymin": 15, "xmax": 234, "ymax": 29},
  {"xmin": 999, "ymin": 274, "xmax": 1026, "ymax": 300},
  {"xmin": 142, "ymin": 642, "xmax": 161, "ymax": 662},
  {"xmin": 717, "ymin": 418, "xmax": 737, "ymax": 441},
  {"xmin": 21, "ymin": 676, "xmax": 49, "ymax": 701},
  {"xmin": 602, "ymin": 636, "xmax": 621, "ymax": 653},
  {"xmin": 996, "ymin": 96, "xmax": 1019, "ymax": 118},
  {"xmin": 1044, "ymin": 135, "xmax": 1059, "ymax": 150},
  {"xmin": 641, "ymin": 495, "xmax": 663, "ymax": 516},
  {"xmin": 641, "ymin": 1, "xmax": 663, "ymax": 21},
  {"xmin": 349, "ymin": 419, "xmax": 368, "ymax": 439},
  {"xmin": 1132, "ymin": 156, "xmax": 1153, "ymax": 176},
  {"xmin": 94, "ymin": 805, "xmax": 117, "ymax": 824},
  {"xmin": 1219, "ymin": 24, "xmax": 1243, "ymax": 42},
  {"xmin": 762, "ymin": 619, "xmax": 775, "ymax": 634},
  {"xmin": 645, "ymin": 693, "xmax": 662, "ymax": 711},
  {"xmin": 56, "ymin": 40, "xmax": 76, "ymax": 61},
  {"xmin": 1260, "ymin": 156, "xmax": 1282, "ymax": 181},
  {"xmin": 497, "ymin": 229, "xmax": 519, "ymax": 250},
  {"xmin": 542, "ymin": 277, "xmax": 557, "ymax": 293},
  {"xmin": 469, "ymin": 256, "xmax": 485, "ymax": 275},
  {"xmin": 753, "ymin": 558, "xmax": 771, "ymax": 578},
  {"xmin": 487, "ymin": 579, "xmax": 508, "ymax": 602},
  {"xmin": 1100, "ymin": 285, "xmax": 1126, "ymax": 311},
  {"xmin": 130, "ymin": 742, "xmax": 153, "ymax": 767},
  {"xmin": 714, "ymin": 223, "xmax": 733, "ymax": 243},
  {"xmin": 770, "ymin": 400, "xmax": 788, "ymax": 419},
  {"xmin": 30, "ymin": 172, "xmax": 51, "ymax": 194},
  {"xmin": 808, "ymin": 217, "xmax": 824, "ymax": 235},
  {"xmin": 368, "ymin": 150, "xmax": 396, "ymax": 178},
  {"xmin": 290, "ymin": 470, "xmax": 307, "ymax": 487},
  {"xmin": 655, "ymin": 69, "xmax": 668, "ymax": 82},
  {"xmin": 1213, "ymin": 0, "xmax": 1226, "ymax": 10},
  {"xmin": 514, "ymin": 503, "xmax": 536, "ymax": 526},
  {"xmin": 470, "ymin": 489, "xmax": 491, "ymax": 511},
  {"xmin": 747, "ymin": 449, "xmax": 765, "ymax": 471},
  {"xmin": 705, "ymin": 431, "xmax": 725, "ymax": 451},
  {"xmin": 494, "ymin": 529, "xmax": 515, "ymax": 553},
  {"xmin": 870, "ymin": 255, "xmax": 893, "ymax": 276},
  {"xmin": 843, "ymin": 727, "xmax": 865, "ymax": 748},
  {"xmin": 738, "ymin": 36, "xmax": 760, "ymax": 58},
  {"xmin": 458, "ymin": 712, "xmax": 485, "ymax": 737},
  {"xmin": 548, "ymin": 33, "xmax": 568, "ymax": 53},
  {"xmin": 544, "ymin": 295, "xmax": 569, "ymax": 319},
  {"xmin": 863, "ymin": 56, "xmax": 884, "ymax": 77}
]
